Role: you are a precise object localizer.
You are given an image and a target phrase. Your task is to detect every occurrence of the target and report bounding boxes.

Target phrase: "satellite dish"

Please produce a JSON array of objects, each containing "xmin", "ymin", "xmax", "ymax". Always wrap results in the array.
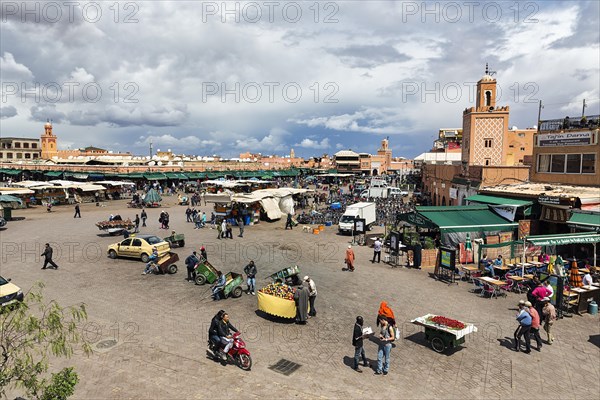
[{"xmin": 157, "ymin": 161, "xmax": 163, "ymax": 166}]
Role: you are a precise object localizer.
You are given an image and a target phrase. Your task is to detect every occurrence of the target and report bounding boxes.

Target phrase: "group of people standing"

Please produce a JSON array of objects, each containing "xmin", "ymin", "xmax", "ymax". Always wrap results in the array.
[{"xmin": 514, "ymin": 297, "xmax": 556, "ymax": 353}]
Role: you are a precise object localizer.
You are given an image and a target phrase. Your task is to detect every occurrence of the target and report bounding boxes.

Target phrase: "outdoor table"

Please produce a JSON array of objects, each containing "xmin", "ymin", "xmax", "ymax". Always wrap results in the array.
[
  {"xmin": 462, "ymin": 266, "xmax": 480, "ymax": 282},
  {"xmin": 493, "ymin": 265, "xmax": 510, "ymax": 277},
  {"xmin": 511, "ymin": 276, "xmax": 530, "ymax": 282},
  {"xmin": 529, "ymin": 261, "xmax": 544, "ymax": 266},
  {"xmin": 479, "ymin": 276, "xmax": 507, "ymax": 298},
  {"xmin": 569, "ymin": 286, "xmax": 600, "ymax": 314}
]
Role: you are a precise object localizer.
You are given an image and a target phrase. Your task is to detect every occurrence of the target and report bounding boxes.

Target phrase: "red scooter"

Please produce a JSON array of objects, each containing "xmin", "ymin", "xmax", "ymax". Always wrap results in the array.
[{"xmin": 208, "ymin": 332, "xmax": 252, "ymax": 371}]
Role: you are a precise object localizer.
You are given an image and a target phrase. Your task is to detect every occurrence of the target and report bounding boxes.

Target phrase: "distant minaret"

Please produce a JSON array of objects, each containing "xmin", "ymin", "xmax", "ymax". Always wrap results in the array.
[
  {"xmin": 290, "ymin": 148, "xmax": 295, "ymax": 158},
  {"xmin": 149, "ymin": 139, "xmax": 153, "ymax": 158},
  {"xmin": 40, "ymin": 119, "xmax": 58, "ymax": 159}
]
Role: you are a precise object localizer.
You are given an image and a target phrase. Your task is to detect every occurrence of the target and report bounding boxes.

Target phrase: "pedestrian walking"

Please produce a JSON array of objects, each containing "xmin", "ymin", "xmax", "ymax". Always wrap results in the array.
[
  {"xmin": 375, "ymin": 316, "xmax": 394, "ymax": 375},
  {"xmin": 285, "ymin": 213, "xmax": 293, "ymax": 230},
  {"xmin": 526, "ymin": 301, "xmax": 543, "ymax": 351},
  {"xmin": 345, "ymin": 245, "xmax": 355, "ymax": 271},
  {"xmin": 514, "ymin": 301, "xmax": 532, "ymax": 353},
  {"xmin": 41, "ymin": 243, "xmax": 59, "ymax": 270},
  {"xmin": 185, "ymin": 251, "xmax": 199, "ymax": 282},
  {"xmin": 541, "ymin": 297, "xmax": 556, "ymax": 344},
  {"xmin": 217, "ymin": 220, "xmax": 223, "ymax": 239},
  {"xmin": 141, "ymin": 209, "xmax": 147, "ymax": 227},
  {"xmin": 304, "ymin": 276, "xmax": 317, "ymax": 317},
  {"xmin": 73, "ymin": 203, "xmax": 81, "ymax": 218},
  {"xmin": 225, "ymin": 221, "xmax": 233, "ymax": 239},
  {"xmin": 237, "ymin": 216, "xmax": 244, "ymax": 237},
  {"xmin": 244, "ymin": 260, "xmax": 257, "ymax": 295},
  {"xmin": 221, "ymin": 219, "xmax": 226, "ymax": 238},
  {"xmin": 352, "ymin": 316, "xmax": 369, "ymax": 373},
  {"xmin": 200, "ymin": 246, "xmax": 207, "ymax": 261},
  {"xmin": 372, "ymin": 237, "xmax": 382, "ymax": 263},
  {"xmin": 134, "ymin": 214, "xmax": 140, "ymax": 233},
  {"xmin": 186, "ymin": 207, "xmax": 192, "ymax": 222}
]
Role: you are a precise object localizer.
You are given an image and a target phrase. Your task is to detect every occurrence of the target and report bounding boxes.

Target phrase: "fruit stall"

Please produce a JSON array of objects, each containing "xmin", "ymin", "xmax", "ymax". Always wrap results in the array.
[
  {"xmin": 257, "ymin": 283, "xmax": 308, "ymax": 319},
  {"xmin": 411, "ymin": 314, "xmax": 477, "ymax": 353}
]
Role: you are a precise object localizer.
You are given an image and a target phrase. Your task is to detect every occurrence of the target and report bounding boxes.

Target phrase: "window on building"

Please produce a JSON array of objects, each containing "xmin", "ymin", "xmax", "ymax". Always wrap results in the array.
[
  {"xmin": 33, "ymin": 154, "xmax": 38, "ymax": 159},
  {"xmin": 24, "ymin": 153, "xmax": 31, "ymax": 159},
  {"xmin": 566, "ymin": 154, "xmax": 581, "ymax": 173},
  {"xmin": 485, "ymin": 91, "xmax": 491, "ymax": 107},
  {"xmin": 550, "ymin": 154, "xmax": 565, "ymax": 173},
  {"xmin": 484, "ymin": 139, "xmax": 493, "ymax": 148},
  {"xmin": 32, "ymin": 143, "xmax": 37, "ymax": 149},
  {"xmin": 23, "ymin": 143, "xmax": 29, "ymax": 149},
  {"xmin": 520, "ymin": 147, "xmax": 525, "ymax": 151},
  {"xmin": 484, "ymin": 158, "xmax": 491, "ymax": 166},
  {"xmin": 509, "ymin": 144, "xmax": 514, "ymax": 148},
  {"xmin": 14, "ymin": 142, "xmax": 21, "ymax": 148},
  {"xmin": 537, "ymin": 154, "xmax": 551, "ymax": 172},
  {"xmin": 518, "ymin": 133, "xmax": 525, "ymax": 137},
  {"xmin": 0, "ymin": 152, "xmax": 3, "ymax": 158},
  {"xmin": 6, "ymin": 152, "xmax": 13, "ymax": 159},
  {"xmin": 16, "ymin": 153, "xmax": 22, "ymax": 159},
  {"xmin": 582, "ymin": 154, "xmax": 596, "ymax": 174}
]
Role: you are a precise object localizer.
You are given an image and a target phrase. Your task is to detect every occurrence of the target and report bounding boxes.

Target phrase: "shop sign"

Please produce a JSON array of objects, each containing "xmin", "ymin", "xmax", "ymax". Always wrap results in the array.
[
  {"xmin": 537, "ymin": 131, "xmax": 594, "ymax": 147},
  {"xmin": 538, "ymin": 195, "xmax": 561, "ymax": 205},
  {"xmin": 449, "ymin": 188, "xmax": 458, "ymax": 199}
]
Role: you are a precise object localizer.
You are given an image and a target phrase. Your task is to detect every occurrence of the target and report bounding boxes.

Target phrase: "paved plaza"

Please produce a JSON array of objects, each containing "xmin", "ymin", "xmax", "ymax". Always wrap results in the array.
[{"xmin": 2, "ymin": 199, "xmax": 599, "ymax": 399}]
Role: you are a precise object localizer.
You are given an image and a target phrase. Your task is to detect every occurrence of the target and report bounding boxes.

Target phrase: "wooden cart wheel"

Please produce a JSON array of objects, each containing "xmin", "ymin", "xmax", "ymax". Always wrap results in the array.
[
  {"xmin": 430, "ymin": 337, "xmax": 446, "ymax": 353},
  {"xmin": 179, "ymin": 240, "xmax": 185, "ymax": 247},
  {"xmin": 168, "ymin": 264, "xmax": 177, "ymax": 274},
  {"xmin": 232, "ymin": 286, "xmax": 243, "ymax": 298}
]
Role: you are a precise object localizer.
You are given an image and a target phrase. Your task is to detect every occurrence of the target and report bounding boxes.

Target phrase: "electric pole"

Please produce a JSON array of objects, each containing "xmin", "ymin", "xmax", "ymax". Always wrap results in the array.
[
  {"xmin": 537, "ymin": 100, "xmax": 543, "ymax": 132},
  {"xmin": 582, "ymin": 99, "xmax": 586, "ymax": 118}
]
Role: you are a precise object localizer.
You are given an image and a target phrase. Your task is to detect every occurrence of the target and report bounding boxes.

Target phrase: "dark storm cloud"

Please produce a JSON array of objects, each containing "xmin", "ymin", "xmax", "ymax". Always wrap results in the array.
[
  {"xmin": 0, "ymin": 106, "xmax": 18, "ymax": 119},
  {"xmin": 30, "ymin": 104, "xmax": 66, "ymax": 123},
  {"xmin": 328, "ymin": 44, "xmax": 411, "ymax": 68}
]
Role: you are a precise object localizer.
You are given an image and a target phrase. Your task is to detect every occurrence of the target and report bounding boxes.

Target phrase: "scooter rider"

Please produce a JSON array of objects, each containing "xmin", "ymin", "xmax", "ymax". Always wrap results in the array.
[
  {"xmin": 217, "ymin": 313, "xmax": 239, "ymax": 359},
  {"xmin": 209, "ymin": 310, "xmax": 226, "ymax": 349}
]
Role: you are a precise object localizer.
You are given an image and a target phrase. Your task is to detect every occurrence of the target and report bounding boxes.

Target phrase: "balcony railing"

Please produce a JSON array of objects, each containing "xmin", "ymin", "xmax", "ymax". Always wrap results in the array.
[{"xmin": 539, "ymin": 115, "xmax": 600, "ymax": 132}]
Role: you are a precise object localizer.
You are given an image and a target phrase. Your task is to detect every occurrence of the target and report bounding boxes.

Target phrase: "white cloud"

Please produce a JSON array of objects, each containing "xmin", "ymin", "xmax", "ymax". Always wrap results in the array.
[
  {"xmin": 0, "ymin": 52, "xmax": 34, "ymax": 81},
  {"xmin": 295, "ymin": 138, "xmax": 330, "ymax": 149},
  {"xmin": 135, "ymin": 134, "xmax": 218, "ymax": 149}
]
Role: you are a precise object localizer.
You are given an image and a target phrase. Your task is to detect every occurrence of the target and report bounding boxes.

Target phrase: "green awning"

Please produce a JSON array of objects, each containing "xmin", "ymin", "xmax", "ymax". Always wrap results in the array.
[
  {"xmin": 186, "ymin": 172, "xmax": 204, "ymax": 179},
  {"xmin": 45, "ymin": 171, "xmax": 63, "ymax": 177},
  {"xmin": 526, "ymin": 232, "xmax": 600, "ymax": 246},
  {"xmin": 165, "ymin": 172, "xmax": 187, "ymax": 179},
  {"xmin": 144, "ymin": 173, "xmax": 167, "ymax": 180},
  {"xmin": 413, "ymin": 205, "xmax": 518, "ymax": 233},
  {"xmin": 124, "ymin": 173, "xmax": 145, "ymax": 179},
  {"xmin": 568, "ymin": 211, "xmax": 600, "ymax": 232},
  {"xmin": 0, "ymin": 169, "xmax": 23, "ymax": 175},
  {"xmin": 466, "ymin": 194, "xmax": 533, "ymax": 207},
  {"xmin": 0, "ymin": 194, "xmax": 23, "ymax": 205}
]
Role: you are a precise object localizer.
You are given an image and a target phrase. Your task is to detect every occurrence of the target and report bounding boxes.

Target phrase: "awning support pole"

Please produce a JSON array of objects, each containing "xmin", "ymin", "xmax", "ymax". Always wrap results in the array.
[{"xmin": 522, "ymin": 236, "xmax": 527, "ymax": 277}]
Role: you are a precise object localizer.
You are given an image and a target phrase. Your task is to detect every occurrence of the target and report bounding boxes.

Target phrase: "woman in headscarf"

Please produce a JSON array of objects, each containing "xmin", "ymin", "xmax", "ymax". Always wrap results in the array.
[
  {"xmin": 377, "ymin": 301, "xmax": 396, "ymax": 327},
  {"xmin": 569, "ymin": 258, "xmax": 582, "ymax": 288}
]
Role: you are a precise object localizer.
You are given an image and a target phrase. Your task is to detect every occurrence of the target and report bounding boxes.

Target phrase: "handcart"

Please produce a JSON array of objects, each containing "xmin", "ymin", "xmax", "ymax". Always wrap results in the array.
[
  {"xmin": 164, "ymin": 232, "xmax": 185, "ymax": 248},
  {"xmin": 153, "ymin": 252, "xmax": 179, "ymax": 274},
  {"xmin": 269, "ymin": 265, "xmax": 301, "ymax": 286},
  {"xmin": 411, "ymin": 314, "xmax": 477, "ymax": 353},
  {"xmin": 193, "ymin": 259, "xmax": 219, "ymax": 285}
]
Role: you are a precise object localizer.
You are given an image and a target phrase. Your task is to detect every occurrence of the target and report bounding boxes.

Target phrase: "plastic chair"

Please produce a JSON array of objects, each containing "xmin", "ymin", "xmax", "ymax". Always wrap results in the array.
[
  {"xmin": 472, "ymin": 279, "xmax": 484, "ymax": 295},
  {"xmin": 482, "ymin": 283, "xmax": 497, "ymax": 299},
  {"xmin": 500, "ymin": 278, "xmax": 513, "ymax": 294}
]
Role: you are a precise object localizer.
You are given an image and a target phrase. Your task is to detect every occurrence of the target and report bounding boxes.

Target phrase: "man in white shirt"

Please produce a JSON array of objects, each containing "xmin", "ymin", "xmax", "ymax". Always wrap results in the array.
[
  {"xmin": 372, "ymin": 238, "xmax": 382, "ymax": 263},
  {"xmin": 582, "ymin": 271, "xmax": 593, "ymax": 286},
  {"xmin": 304, "ymin": 276, "xmax": 317, "ymax": 317}
]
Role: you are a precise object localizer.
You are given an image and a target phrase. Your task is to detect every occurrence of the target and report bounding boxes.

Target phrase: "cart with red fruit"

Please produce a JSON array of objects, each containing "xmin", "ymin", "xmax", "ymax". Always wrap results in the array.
[{"xmin": 411, "ymin": 314, "xmax": 477, "ymax": 353}]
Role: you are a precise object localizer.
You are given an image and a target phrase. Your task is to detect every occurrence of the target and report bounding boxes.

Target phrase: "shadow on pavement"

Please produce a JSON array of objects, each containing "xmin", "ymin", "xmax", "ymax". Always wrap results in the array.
[{"xmin": 254, "ymin": 310, "xmax": 296, "ymax": 324}]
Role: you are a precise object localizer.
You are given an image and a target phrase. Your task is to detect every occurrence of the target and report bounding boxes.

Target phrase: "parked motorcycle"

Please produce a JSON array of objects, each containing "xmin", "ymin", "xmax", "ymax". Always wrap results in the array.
[{"xmin": 207, "ymin": 332, "xmax": 252, "ymax": 371}]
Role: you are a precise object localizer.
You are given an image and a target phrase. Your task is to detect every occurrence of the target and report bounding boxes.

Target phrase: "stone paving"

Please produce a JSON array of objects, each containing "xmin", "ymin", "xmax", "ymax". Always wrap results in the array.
[{"xmin": 1, "ymin": 198, "xmax": 599, "ymax": 399}]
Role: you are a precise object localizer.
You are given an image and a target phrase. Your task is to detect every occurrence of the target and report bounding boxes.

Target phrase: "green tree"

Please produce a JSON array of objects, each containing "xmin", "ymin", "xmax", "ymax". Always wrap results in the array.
[{"xmin": 0, "ymin": 282, "xmax": 92, "ymax": 400}]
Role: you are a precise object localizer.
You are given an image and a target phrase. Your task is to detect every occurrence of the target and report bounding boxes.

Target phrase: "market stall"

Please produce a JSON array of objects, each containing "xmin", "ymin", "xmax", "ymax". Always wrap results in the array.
[{"xmin": 257, "ymin": 283, "xmax": 308, "ymax": 319}]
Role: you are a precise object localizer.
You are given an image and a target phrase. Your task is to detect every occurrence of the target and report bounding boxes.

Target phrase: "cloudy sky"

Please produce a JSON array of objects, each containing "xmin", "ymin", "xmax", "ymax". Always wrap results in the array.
[{"xmin": 1, "ymin": 1, "xmax": 598, "ymax": 158}]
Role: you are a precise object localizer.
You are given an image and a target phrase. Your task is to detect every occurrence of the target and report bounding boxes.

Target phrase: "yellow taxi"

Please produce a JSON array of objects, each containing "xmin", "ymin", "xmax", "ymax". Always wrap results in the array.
[
  {"xmin": 0, "ymin": 275, "xmax": 24, "ymax": 308},
  {"xmin": 107, "ymin": 234, "xmax": 170, "ymax": 262}
]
